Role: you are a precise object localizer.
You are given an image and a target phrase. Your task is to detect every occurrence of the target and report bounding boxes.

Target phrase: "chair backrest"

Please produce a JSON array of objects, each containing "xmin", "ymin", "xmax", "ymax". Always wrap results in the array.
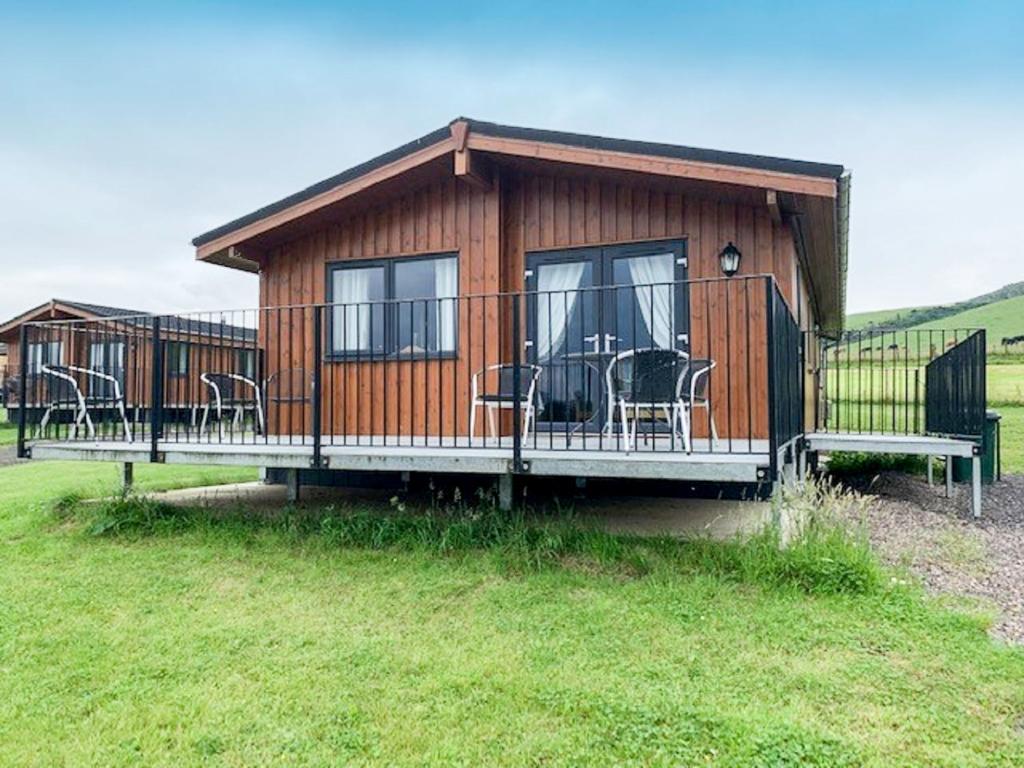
[
  {"xmin": 681, "ymin": 358, "xmax": 714, "ymax": 402},
  {"xmin": 488, "ymin": 365, "xmax": 541, "ymax": 400},
  {"xmin": 609, "ymin": 349, "xmax": 687, "ymax": 404},
  {"xmin": 42, "ymin": 366, "xmax": 81, "ymax": 403},
  {"xmin": 264, "ymin": 368, "xmax": 310, "ymax": 403},
  {"xmin": 203, "ymin": 373, "xmax": 241, "ymax": 404}
]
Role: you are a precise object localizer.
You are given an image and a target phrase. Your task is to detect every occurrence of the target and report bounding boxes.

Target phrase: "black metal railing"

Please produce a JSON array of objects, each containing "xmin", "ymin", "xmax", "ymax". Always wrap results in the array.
[
  {"xmin": 18, "ymin": 275, "xmax": 805, "ymax": 479},
  {"xmin": 818, "ymin": 328, "xmax": 982, "ymax": 436},
  {"xmin": 768, "ymin": 282, "xmax": 803, "ymax": 469},
  {"xmin": 925, "ymin": 330, "xmax": 986, "ymax": 440}
]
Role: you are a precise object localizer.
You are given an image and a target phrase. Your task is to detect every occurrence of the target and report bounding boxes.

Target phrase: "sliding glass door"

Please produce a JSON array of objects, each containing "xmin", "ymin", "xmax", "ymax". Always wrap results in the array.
[{"xmin": 526, "ymin": 240, "xmax": 688, "ymax": 435}]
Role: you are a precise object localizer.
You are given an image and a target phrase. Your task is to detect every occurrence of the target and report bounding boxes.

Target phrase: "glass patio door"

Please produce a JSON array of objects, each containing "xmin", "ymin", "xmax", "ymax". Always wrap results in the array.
[
  {"xmin": 526, "ymin": 240, "xmax": 689, "ymax": 437},
  {"xmin": 526, "ymin": 250, "xmax": 600, "ymax": 431}
]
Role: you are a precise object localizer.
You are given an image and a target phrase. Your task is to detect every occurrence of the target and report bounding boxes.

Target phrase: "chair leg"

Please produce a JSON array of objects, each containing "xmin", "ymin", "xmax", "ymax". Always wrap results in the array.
[
  {"xmin": 709, "ymin": 408, "xmax": 719, "ymax": 445},
  {"xmin": 619, "ymin": 400, "xmax": 632, "ymax": 452},
  {"xmin": 470, "ymin": 402, "xmax": 477, "ymax": 439},
  {"xmin": 678, "ymin": 404, "xmax": 692, "ymax": 454},
  {"xmin": 199, "ymin": 405, "xmax": 209, "ymax": 435},
  {"xmin": 118, "ymin": 401, "xmax": 132, "ymax": 442},
  {"xmin": 487, "ymin": 405, "xmax": 498, "ymax": 439}
]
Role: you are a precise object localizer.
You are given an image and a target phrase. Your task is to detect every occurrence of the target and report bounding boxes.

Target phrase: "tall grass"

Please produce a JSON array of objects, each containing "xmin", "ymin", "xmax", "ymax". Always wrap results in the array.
[{"xmin": 61, "ymin": 479, "xmax": 884, "ymax": 597}]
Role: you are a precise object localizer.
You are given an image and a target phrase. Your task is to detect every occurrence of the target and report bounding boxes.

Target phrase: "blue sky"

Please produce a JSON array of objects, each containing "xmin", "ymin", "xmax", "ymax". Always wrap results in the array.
[{"xmin": 1, "ymin": 1, "xmax": 1022, "ymax": 319}]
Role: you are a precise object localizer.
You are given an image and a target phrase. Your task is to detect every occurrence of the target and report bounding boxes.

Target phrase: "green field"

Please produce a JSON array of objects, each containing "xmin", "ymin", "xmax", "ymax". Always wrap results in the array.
[
  {"xmin": 846, "ymin": 305, "xmax": 926, "ymax": 331},
  {"xmin": 1, "ymin": 462, "xmax": 1023, "ymax": 766},
  {"xmin": 0, "ymin": 408, "xmax": 14, "ymax": 445},
  {"xmin": 910, "ymin": 295, "xmax": 1024, "ymax": 352}
]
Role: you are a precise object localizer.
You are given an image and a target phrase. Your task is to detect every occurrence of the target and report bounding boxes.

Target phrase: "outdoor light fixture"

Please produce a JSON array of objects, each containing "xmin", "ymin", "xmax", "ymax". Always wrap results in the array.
[{"xmin": 718, "ymin": 241, "xmax": 742, "ymax": 277}]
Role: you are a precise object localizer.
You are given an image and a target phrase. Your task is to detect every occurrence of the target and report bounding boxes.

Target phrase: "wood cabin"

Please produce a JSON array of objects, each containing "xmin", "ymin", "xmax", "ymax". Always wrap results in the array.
[
  {"xmin": 193, "ymin": 119, "xmax": 847, "ymax": 450},
  {"xmin": 1, "ymin": 299, "xmax": 257, "ymax": 428},
  {"xmin": 16, "ymin": 118, "xmax": 883, "ymax": 503}
]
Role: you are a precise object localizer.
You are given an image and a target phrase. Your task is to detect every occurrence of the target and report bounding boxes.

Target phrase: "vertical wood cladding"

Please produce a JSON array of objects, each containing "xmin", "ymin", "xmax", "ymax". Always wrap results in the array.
[{"xmin": 259, "ymin": 164, "xmax": 806, "ymax": 440}]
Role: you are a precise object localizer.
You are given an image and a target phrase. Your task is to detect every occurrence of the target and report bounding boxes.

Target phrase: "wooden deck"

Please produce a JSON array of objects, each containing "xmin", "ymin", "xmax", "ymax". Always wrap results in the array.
[{"xmin": 26, "ymin": 434, "xmax": 773, "ymax": 483}]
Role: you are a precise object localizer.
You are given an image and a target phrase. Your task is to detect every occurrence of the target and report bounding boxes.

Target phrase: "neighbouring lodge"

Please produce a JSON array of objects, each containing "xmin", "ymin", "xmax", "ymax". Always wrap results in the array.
[{"xmin": 10, "ymin": 118, "xmax": 991, "ymax": 512}]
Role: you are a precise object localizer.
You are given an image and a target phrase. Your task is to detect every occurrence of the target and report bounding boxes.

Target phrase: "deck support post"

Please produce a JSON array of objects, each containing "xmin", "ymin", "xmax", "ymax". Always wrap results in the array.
[
  {"xmin": 121, "ymin": 462, "xmax": 133, "ymax": 492},
  {"xmin": 972, "ymin": 455, "xmax": 982, "ymax": 519},
  {"xmin": 286, "ymin": 469, "xmax": 300, "ymax": 503},
  {"xmin": 497, "ymin": 474, "xmax": 513, "ymax": 512},
  {"xmin": 927, "ymin": 456, "xmax": 933, "ymax": 486},
  {"xmin": 945, "ymin": 455, "xmax": 953, "ymax": 498}
]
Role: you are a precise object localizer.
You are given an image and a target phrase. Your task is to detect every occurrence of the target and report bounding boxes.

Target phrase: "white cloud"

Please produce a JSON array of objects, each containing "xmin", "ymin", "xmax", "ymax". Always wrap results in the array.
[{"xmin": 0, "ymin": 27, "xmax": 1021, "ymax": 321}]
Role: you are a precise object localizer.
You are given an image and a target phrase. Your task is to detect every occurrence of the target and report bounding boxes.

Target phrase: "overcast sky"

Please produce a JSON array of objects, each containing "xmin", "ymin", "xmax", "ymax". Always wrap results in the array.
[{"xmin": 1, "ymin": 1, "xmax": 1022, "ymax": 320}]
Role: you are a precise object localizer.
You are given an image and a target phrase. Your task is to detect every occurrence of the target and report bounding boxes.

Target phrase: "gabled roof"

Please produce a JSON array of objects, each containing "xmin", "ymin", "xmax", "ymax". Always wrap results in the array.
[
  {"xmin": 191, "ymin": 116, "xmax": 849, "ymax": 334},
  {"xmin": 193, "ymin": 118, "xmax": 843, "ymax": 250},
  {"xmin": 0, "ymin": 299, "xmax": 255, "ymax": 342}
]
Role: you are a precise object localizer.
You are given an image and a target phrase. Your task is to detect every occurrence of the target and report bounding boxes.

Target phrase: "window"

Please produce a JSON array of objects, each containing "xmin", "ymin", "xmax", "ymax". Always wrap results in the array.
[
  {"xmin": 327, "ymin": 254, "xmax": 458, "ymax": 358},
  {"xmin": 330, "ymin": 264, "xmax": 386, "ymax": 355},
  {"xmin": 88, "ymin": 341, "xmax": 125, "ymax": 398},
  {"xmin": 235, "ymin": 349, "xmax": 257, "ymax": 381},
  {"xmin": 166, "ymin": 342, "xmax": 189, "ymax": 377},
  {"xmin": 394, "ymin": 256, "xmax": 458, "ymax": 354},
  {"xmin": 28, "ymin": 341, "xmax": 63, "ymax": 374}
]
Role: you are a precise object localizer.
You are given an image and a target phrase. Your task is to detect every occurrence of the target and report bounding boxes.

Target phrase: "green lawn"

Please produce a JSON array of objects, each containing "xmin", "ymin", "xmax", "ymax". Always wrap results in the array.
[
  {"xmin": 1, "ymin": 463, "xmax": 1024, "ymax": 765},
  {"xmin": 0, "ymin": 407, "xmax": 16, "ymax": 445}
]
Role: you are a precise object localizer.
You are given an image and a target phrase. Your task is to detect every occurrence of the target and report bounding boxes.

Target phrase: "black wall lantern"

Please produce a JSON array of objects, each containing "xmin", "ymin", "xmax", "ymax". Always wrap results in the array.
[{"xmin": 718, "ymin": 241, "xmax": 742, "ymax": 277}]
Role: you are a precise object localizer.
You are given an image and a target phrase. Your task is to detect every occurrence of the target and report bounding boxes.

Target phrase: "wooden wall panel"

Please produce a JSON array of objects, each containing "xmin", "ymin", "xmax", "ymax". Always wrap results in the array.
[
  {"xmin": 257, "ymin": 163, "xmax": 805, "ymax": 442},
  {"xmin": 503, "ymin": 167, "xmax": 800, "ymax": 440},
  {"xmin": 259, "ymin": 172, "xmax": 502, "ymax": 438}
]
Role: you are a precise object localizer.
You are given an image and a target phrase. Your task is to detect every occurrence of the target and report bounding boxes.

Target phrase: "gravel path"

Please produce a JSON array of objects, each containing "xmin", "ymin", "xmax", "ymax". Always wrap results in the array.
[{"xmin": 838, "ymin": 471, "xmax": 1024, "ymax": 645}]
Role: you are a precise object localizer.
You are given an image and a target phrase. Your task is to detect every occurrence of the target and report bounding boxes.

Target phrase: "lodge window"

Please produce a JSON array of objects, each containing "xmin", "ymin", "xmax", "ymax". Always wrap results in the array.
[
  {"xmin": 236, "ymin": 349, "xmax": 257, "ymax": 380},
  {"xmin": 327, "ymin": 253, "xmax": 458, "ymax": 358},
  {"xmin": 166, "ymin": 341, "xmax": 189, "ymax": 377},
  {"xmin": 88, "ymin": 341, "xmax": 126, "ymax": 398},
  {"xmin": 27, "ymin": 341, "xmax": 63, "ymax": 374}
]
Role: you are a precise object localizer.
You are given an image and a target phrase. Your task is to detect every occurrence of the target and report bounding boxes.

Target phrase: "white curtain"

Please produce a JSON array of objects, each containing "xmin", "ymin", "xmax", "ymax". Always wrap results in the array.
[
  {"xmin": 537, "ymin": 261, "xmax": 587, "ymax": 361},
  {"xmin": 627, "ymin": 253, "xmax": 674, "ymax": 348},
  {"xmin": 333, "ymin": 268, "xmax": 372, "ymax": 351},
  {"xmin": 433, "ymin": 257, "xmax": 458, "ymax": 352}
]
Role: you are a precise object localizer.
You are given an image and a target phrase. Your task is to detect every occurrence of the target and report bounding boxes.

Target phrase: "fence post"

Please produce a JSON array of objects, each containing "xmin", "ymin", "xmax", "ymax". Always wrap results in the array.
[
  {"xmin": 16, "ymin": 324, "xmax": 29, "ymax": 458},
  {"xmin": 765, "ymin": 278, "xmax": 778, "ymax": 486},
  {"xmin": 312, "ymin": 306, "xmax": 323, "ymax": 468},
  {"xmin": 149, "ymin": 316, "xmax": 163, "ymax": 463},
  {"xmin": 511, "ymin": 295, "xmax": 523, "ymax": 474}
]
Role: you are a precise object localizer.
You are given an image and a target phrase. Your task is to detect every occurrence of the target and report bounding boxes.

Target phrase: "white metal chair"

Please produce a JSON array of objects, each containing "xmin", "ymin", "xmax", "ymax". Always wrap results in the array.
[
  {"xmin": 40, "ymin": 364, "xmax": 133, "ymax": 441},
  {"xmin": 200, "ymin": 372, "xmax": 264, "ymax": 439},
  {"xmin": 470, "ymin": 364, "xmax": 543, "ymax": 441},
  {"xmin": 605, "ymin": 350, "xmax": 716, "ymax": 453}
]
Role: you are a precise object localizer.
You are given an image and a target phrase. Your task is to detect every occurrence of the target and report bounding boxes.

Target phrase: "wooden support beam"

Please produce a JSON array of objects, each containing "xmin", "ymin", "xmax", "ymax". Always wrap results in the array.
[
  {"xmin": 767, "ymin": 189, "xmax": 783, "ymax": 223},
  {"xmin": 454, "ymin": 145, "xmax": 493, "ymax": 191}
]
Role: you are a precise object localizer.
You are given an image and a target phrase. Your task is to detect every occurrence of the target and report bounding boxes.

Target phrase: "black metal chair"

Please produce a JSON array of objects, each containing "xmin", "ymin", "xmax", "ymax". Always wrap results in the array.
[
  {"xmin": 200, "ymin": 372, "xmax": 264, "ymax": 439},
  {"xmin": 605, "ymin": 350, "xmax": 716, "ymax": 453},
  {"xmin": 470, "ymin": 364, "xmax": 543, "ymax": 440},
  {"xmin": 39, "ymin": 364, "xmax": 132, "ymax": 440}
]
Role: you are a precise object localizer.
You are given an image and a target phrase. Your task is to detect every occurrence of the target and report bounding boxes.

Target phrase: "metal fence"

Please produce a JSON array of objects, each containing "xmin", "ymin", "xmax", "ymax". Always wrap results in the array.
[
  {"xmin": 18, "ymin": 275, "xmax": 804, "ymax": 474},
  {"xmin": 925, "ymin": 331, "xmax": 987, "ymax": 440},
  {"xmin": 819, "ymin": 328, "xmax": 986, "ymax": 439}
]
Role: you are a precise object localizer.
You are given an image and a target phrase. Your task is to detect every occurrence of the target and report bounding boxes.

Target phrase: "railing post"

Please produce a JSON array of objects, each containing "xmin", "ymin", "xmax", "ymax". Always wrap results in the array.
[
  {"xmin": 765, "ymin": 278, "xmax": 778, "ymax": 486},
  {"xmin": 16, "ymin": 324, "xmax": 29, "ymax": 458},
  {"xmin": 312, "ymin": 306, "xmax": 323, "ymax": 468},
  {"xmin": 511, "ymin": 295, "xmax": 523, "ymax": 474},
  {"xmin": 149, "ymin": 316, "xmax": 163, "ymax": 463}
]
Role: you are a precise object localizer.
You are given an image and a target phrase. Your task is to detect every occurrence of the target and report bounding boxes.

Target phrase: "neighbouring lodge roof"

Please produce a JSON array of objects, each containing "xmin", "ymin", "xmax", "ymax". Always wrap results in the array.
[
  {"xmin": 192, "ymin": 117, "xmax": 844, "ymax": 249},
  {"xmin": 0, "ymin": 299, "xmax": 256, "ymax": 342}
]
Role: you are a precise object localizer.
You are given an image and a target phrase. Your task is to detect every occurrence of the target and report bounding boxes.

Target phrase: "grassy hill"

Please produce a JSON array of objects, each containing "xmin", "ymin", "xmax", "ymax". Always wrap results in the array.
[
  {"xmin": 847, "ymin": 280, "xmax": 1024, "ymax": 333},
  {"xmin": 908, "ymin": 294, "xmax": 1024, "ymax": 349}
]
